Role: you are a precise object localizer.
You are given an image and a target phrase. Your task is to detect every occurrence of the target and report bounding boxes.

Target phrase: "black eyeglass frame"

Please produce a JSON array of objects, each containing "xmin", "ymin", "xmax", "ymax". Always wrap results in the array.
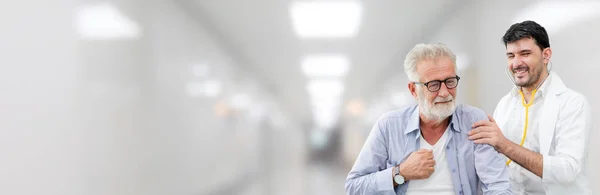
[{"xmin": 412, "ymin": 75, "xmax": 461, "ymax": 92}]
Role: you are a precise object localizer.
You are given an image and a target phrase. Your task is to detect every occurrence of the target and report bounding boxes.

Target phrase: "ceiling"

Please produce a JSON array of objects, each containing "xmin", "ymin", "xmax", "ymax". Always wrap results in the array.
[{"xmin": 177, "ymin": 0, "xmax": 468, "ymax": 126}]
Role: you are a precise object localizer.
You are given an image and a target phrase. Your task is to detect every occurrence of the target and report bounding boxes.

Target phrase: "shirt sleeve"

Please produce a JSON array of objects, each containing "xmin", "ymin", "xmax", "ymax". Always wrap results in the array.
[
  {"xmin": 344, "ymin": 118, "xmax": 398, "ymax": 195},
  {"xmin": 473, "ymin": 111, "xmax": 513, "ymax": 195}
]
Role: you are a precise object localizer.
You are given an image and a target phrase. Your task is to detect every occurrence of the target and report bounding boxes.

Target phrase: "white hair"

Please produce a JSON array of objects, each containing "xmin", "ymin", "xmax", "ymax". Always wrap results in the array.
[{"xmin": 403, "ymin": 43, "xmax": 457, "ymax": 81}]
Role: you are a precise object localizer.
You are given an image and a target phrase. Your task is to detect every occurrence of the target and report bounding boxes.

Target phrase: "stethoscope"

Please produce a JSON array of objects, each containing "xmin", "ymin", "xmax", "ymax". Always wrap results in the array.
[{"xmin": 503, "ymin": 58, "xmax": 552, "ymax": 166}]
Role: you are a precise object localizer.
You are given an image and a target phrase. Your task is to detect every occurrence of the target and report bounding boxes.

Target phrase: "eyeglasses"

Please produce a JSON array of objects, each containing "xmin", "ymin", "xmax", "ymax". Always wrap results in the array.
[{"xmin": 413, "ymin": 76, "xmax": 461, "ymax": 92}]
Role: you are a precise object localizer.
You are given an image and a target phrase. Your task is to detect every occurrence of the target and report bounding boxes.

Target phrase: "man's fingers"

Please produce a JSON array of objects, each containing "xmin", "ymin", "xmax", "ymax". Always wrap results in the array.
[
  {"xmin": 411, "ymin": 149, "xmax": 424, "ymax": 156},
  {"xmin": 428, "ymin": 159, "xmax": 436, "ymax": 167},
  {"xmin": 424, "ymin": 151, "xmax": 434, "ymax": 159},
  {"xmin": 473, "ymin": 115, "xmax": 497, "ymax": 128},
  {"xmin": 473, "ymin": 138, "xmax": 493, "ymax": 144},
  {"xmin": 469, "ymin": 126, "xmax": 496, "ymax": 135},
  {"xmin": 471, "ymin": 120, "xmax": 491, "ymax": 128},
  {"xmin": 417, "ymin": 149, "xmax": 433, "ymax": 155},
  {"xmin": 488, "ymin": 115, "xmax": 496, "ymax": 123},
  {"xmin": 469, "ymin": 126, "xmax": 484, "ymax": 136},
  {"xmin": 468, "ymin": 129, "xmax": 477, "ymax": 136},
  {"xmin": 468, "ymin": 131, "xmax": 489, "ymax": 141},
  {"xmin": 423, "ymin": 159, "xmax": 435, "ymax": 166},
  {"xmin": 416, "ymin": 149, "xmax": 429, "ymax": 153}
]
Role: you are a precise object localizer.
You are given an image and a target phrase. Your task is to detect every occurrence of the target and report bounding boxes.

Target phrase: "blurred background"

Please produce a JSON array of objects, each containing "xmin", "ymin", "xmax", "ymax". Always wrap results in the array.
[{"xmin": 1, "ymin": 0, "xmax": 599, "ymax": 194}]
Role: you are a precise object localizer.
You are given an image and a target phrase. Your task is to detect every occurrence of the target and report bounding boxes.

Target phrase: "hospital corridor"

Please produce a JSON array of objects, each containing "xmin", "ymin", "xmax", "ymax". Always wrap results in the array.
[{"xmin": 1, "ymin": 0, "xmax": 600, "ymax": 194}]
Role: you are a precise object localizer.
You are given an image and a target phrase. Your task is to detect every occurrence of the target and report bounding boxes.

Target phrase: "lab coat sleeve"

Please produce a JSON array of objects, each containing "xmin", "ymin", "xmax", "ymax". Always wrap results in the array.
[
  {"xmin": 542, "ymin": 94, "xmax": 592, "ymax": 184},
  {"xmin": 345, "ymin": 118, "xmax": 397, "ymax": 195}
]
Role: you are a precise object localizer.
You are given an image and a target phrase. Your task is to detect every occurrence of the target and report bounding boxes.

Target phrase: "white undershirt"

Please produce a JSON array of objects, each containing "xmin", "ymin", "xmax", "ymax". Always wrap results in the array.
[{"xmin": 406, "ymin": 129, "xmax": 455, "ymax": 195}]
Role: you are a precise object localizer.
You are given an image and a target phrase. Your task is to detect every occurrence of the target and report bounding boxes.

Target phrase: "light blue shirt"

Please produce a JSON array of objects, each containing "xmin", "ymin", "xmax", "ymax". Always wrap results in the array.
[{"xmin": 345, "ymin": 104, "xmax": 511, "ymax": 195}]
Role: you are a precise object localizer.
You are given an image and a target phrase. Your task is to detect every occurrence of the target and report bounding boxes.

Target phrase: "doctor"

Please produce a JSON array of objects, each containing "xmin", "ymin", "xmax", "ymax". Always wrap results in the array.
[{"xmin": 468, "ymin": 20, "xmax": 592, "ymax": 195}]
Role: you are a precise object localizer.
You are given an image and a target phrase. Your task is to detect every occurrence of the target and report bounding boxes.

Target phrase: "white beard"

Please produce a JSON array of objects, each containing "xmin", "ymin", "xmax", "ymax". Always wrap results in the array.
[{"xmin": 418, "ymin": 90, "xmax": 456, "ymax": 123}]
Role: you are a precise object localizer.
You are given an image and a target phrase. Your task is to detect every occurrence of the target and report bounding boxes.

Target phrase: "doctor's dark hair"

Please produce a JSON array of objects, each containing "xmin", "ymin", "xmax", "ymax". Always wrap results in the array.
[{"xmin": 502, "ymin": 20, "xmax": 550, "ymax": 50}]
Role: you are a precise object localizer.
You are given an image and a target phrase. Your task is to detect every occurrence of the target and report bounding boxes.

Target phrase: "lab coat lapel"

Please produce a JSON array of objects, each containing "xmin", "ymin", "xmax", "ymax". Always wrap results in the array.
[
  {"xmin": 539, "ymin": 92, "xmax": 558, "ymax": 155},
  {"xmin": 539, "ymin": 72, "xmax": 566, "ymax": 155}
]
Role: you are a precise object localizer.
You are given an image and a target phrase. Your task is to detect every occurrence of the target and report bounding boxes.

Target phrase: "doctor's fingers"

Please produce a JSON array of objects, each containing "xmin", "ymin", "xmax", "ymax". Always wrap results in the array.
[
  {"xmin": 471, "ymin": 120, "xmax": 493, "ymax": 128},
  {"xmin": 473, "ymin": 138, "xmax": 494, "ymax": 144},
  {"xmin": 468, "ymin": 131, "xmax": 492, "ymax": 141},
  {"xmin": 470, "ymin": 126, "xmax": 502, "ymax": 137},
  {"xmin": 468, "ymin": 126, "xmax": 493, "ymax": 136}
]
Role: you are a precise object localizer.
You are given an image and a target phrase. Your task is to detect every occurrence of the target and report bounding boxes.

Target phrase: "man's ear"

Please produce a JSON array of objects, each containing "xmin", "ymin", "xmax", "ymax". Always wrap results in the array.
[
  {"xmin": 542, "ymin": 47, "xmax": 553, "ymax": 63},
  {"xmin": 408, "ymin": 82, "xmax": 418, "ymax": 100}
]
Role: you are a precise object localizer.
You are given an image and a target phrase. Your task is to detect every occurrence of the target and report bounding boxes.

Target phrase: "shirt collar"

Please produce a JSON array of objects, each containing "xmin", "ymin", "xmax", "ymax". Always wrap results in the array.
[
  {"xmin": 510, "ymin": 73, "xmax": 553, "ymax": 98},
  {"xmin": 405, "ymin": 105, "xmax": 459, "ymax": 138},
  {"xmin": 405, "ymin": 107, "xmax": 420, "ymax": 135}
]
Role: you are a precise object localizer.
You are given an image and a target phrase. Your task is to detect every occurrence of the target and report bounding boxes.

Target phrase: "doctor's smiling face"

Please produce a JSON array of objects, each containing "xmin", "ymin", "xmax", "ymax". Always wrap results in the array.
[
  {"xmin": 505, "ymin": 38, "xmax": 550, "ymax": 89},
  {"xmin": 502, "ymin": 20, "xmax": 552, "ymax": 90}
]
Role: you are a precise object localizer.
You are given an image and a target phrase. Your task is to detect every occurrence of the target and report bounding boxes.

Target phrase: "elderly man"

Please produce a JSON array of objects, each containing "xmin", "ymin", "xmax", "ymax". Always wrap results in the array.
[
  {"xmin": 345, "ymin": 43, "xmax": 511, "ymax": 195},
  {"xmin": 468, "ymin": 20, "xmax": 592, "ymax": 195}
]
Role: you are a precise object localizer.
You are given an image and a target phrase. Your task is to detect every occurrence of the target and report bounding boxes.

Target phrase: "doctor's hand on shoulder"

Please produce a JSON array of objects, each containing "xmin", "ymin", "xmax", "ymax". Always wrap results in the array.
[{"xmin": 468, "ymin": 115, "xmax": 511, "ymax": 151}]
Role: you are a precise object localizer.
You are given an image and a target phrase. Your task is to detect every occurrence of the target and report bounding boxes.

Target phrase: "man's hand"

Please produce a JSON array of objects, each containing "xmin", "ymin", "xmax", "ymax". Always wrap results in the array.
[
  {"xmin": 469, "ymin": 115, "xmax": 510, "ymax": 152},
  {"xmin": 399, "ymin": 149, "xmax": 435, "ymax": 180}
]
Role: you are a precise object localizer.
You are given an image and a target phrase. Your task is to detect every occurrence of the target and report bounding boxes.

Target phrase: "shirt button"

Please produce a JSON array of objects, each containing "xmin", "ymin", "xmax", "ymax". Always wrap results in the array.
[
  {"xmin": 459, "ymin": 190, "xmax": 463, "ymax": 194},
  {"xmin": 452, "ymin": 169, "xmax": 456, "ymax": 173},
  {"xmin": 446, "ymin": 146, "xmax": 450, "ymax": 150}
]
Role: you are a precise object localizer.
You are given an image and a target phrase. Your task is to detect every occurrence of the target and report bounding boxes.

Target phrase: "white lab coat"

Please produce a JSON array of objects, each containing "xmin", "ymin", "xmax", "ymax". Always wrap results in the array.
[{"xmin": 493, "ymin": 72, "xmax": 592, "ymax": 195}]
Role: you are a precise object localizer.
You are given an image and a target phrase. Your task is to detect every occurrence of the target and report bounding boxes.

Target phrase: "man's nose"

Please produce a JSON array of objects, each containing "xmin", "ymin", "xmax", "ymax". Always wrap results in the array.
[
  {"xmin": 437, "ymin": 83, "xmax": 450, "ymax": 97},
  {"xmin": 510, "ymin": 56, "xmax": 524, "ymax": 69}
]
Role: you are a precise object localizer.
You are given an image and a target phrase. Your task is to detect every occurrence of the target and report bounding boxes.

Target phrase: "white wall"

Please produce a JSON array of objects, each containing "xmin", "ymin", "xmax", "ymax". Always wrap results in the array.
[
  {"xmin": 142, "ymin": 0, "xmax": 265, "ymax": 193},
  {"xmin": 0, "ymin": 0, "xmax": 297, "ymax": 194},
  {"xmin": 0, "ymin": 0, "xmax": 87, "ymax": 194}
]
